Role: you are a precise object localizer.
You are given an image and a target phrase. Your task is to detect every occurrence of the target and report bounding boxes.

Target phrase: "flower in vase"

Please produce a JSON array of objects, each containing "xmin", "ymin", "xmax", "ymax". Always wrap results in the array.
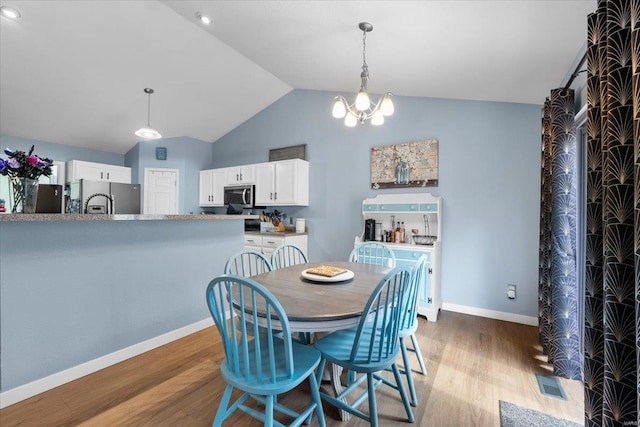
[{"xmin": 0, "ymin": 145, "xmax": 52, "ymax": 179}]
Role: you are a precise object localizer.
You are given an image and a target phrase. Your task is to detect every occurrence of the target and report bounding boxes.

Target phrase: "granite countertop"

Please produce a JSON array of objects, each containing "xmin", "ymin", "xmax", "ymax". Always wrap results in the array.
[
  {"xmin": 0, "ymin": 213, "xmax": 260, "ymax": 222},
  {"xmin": 244, "ymin": 229, "xmax": 308, "ymax": 236}
]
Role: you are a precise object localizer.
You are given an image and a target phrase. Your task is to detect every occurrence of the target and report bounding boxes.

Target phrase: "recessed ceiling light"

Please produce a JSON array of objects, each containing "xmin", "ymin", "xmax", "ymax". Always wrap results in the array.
[
  {"xmin": 0, "ymin": 5, "xmax": 21, "ymax": 20},
  {"xmin": 196, "ymin": 12, "xmax": 211, "ymax": 25}
]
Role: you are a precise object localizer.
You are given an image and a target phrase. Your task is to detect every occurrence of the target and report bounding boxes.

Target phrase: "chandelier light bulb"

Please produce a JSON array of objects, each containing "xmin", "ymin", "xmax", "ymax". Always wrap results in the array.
[
  {"xmin": 380, "ymin": 95, "xmax": 394, "ymax": 116},
  {"xmin": 0, "ymin": 6, "xmax": 21, "ymax": 19},
  {"xmin": 371, "ymin": 110, "xmax": 384, "ymax": 126},
  {"xmin": 332, "ymin": 98, "xmax": 347, "ymax": 118},
  {"xmin": 355, "ymin": 90, "xmax": 370, "ymax": 111},
  {"xmin": 344, "ymin": 113, "xmax": 358, "ymax": 127}
]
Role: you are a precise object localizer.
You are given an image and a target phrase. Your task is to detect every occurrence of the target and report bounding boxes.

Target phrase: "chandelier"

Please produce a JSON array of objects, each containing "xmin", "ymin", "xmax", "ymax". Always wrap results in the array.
[{"xmin": 332, "ymin": 22, "xmax": 394, "ymax": 127}]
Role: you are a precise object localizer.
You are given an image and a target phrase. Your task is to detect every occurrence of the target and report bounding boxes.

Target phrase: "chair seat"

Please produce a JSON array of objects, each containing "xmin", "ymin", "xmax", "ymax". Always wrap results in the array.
[
  {"xmin": 221, "ymin": 336, "xmax": 322, "ymax": 395},
  {"xmin": 313, "ymin": 324, "xmax": 399, "ymax": 373}
]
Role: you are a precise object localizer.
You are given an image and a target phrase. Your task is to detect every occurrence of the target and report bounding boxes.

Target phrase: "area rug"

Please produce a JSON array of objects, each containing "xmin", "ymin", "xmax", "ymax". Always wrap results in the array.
[{"xmin": 499, "ymin": 401, "xmax": 583, "ymax": 427}]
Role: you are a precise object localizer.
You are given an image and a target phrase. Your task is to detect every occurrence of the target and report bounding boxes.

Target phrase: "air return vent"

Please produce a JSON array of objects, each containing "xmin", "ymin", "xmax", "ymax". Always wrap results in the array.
[{"xmin": 535, "ymin": 373, "xmax": 567, "ymax": 400}]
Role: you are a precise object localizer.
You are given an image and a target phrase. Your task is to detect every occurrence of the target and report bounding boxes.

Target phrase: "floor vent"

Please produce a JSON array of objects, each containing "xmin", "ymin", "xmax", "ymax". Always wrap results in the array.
[{"xmin": 535, "ymin": 373, "xmax": 567, "ymax": 400}]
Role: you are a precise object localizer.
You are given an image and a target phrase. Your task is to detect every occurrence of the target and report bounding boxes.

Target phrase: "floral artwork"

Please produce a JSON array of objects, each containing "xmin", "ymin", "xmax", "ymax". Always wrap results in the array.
[{"xmin": 370, "ymin": 139, "xmax": 438, "ymax": 189}]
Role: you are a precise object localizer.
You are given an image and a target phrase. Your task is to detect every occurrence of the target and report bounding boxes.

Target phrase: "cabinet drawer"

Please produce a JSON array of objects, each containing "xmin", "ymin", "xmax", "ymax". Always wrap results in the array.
[
  {"xmin": 419, "ymin": 203, "xmax": 438, "ymax": 212},
  {"xmin": 393, "ymin": 249, "xmax": 431, "ymax": 263},
  {"xmin": 243, "ymin": 235, "xmax": 262, "ymax": 246},
  {"xmin": 261, "ymin": 236, "xmax": 285, "ymax": 249},
  {"xmin": 378, "ymin": 203, "xmax": 419, "ymax": 212}
]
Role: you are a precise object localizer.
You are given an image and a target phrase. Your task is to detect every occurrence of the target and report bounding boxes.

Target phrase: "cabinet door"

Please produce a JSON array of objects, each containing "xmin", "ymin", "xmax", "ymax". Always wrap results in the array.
[
  {"xmin": 103, "ymin": 165, "xmax": 131, "ymax": 184},
  {"xmin": 255, "ymin": 163, "xmax": 275, "ymax": 205},
  {"xmin": 72, "ymin": 161, "xmax": 105, "ymax": 181},
  {"xmin": 226, "ymin": 165, "xmax": 256, "ymax": 185},
  {"xmin": 273, "ymin": 161, "xmax": 297, "ymax": 204},
  {"xmin": 199, "ymin": 170, "xmax": 213, "ymax": 206},
  {"xmin": 211, "ymin": 169, "xmax": 226, "ymax": 206},
  {"xmin": 418, "ymin": 263, "xmax": 432, "ymax": 308}
]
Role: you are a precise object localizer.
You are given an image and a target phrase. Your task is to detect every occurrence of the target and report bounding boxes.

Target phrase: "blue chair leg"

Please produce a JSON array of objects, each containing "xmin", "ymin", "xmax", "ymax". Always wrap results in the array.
[
  {"xmin": 410, "ymin": 333, "xmax": 427, "ymax": 375},
  {"xmin": 367, "ymin": 372, "xmax": 379, "ymax": 427},
  {"xmin": 391, "ymin": 362, "xmax": 414, "ymax": 423},
  {"xmin": 265, "ymin": 395, "xmax": 274, "ymax": 427},
  {"xmin": 400, "ymin": 337, "xmax": 418, "ymax": 407},
  {"xmin": 213, "ymin": 385, "xmax": 234, "ymax": 427},
  {"xmin": 308, "ymin": 371, "xmax": 326, "ymax": 427}
]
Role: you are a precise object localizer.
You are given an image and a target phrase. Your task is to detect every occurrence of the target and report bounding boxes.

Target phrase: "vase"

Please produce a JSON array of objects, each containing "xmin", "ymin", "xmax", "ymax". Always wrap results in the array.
[
  {"xmin": 10, "ymin": 177, "xmax": 39, "ymax": 213},
  {"xmin": 396, "ymin": 161, "xmax": 409, "ymax": 185}
]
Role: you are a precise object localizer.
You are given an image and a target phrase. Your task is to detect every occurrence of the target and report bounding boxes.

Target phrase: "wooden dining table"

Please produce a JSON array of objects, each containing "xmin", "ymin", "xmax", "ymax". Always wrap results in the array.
[{"xmin": 249, "ymin": 260, "xmax": 394, "ymax": 421}]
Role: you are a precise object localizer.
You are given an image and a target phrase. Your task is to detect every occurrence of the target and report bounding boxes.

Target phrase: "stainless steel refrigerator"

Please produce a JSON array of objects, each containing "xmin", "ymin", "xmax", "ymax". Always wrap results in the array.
[{"xmin": 69, "ymin": 179, "xmax": 141, "ymax": 214}]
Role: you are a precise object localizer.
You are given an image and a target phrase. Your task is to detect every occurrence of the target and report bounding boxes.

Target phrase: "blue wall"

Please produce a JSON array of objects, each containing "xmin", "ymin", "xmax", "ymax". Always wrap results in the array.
[
  {"xmin": 0, "ymin": 219, "xmax": 244, "ymax": 390},
  {"xmin": 0, "ymin": 135, "xmax": 123, "ymax": 165},
  {"xmin": 211, "ymin": 89, "xmax": 543, "ymax": 318},
  {"xmin": 125, "ymin": 137, "xmax": 214, "ymax": 214}
]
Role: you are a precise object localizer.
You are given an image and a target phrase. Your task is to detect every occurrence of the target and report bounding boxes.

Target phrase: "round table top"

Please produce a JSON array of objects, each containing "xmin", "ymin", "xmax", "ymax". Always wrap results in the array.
[{"xmin": 249, "ymin": 261, "xmax": 393, "ymax": 328}]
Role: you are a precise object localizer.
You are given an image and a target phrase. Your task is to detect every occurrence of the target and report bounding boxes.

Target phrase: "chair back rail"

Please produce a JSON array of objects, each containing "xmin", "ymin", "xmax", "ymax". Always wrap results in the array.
[
  {"xmin": 271, "ymin": 244, "xmax": 309, "ymax": 270},
  {"xmin": 224, "ymin": 250, "xmax": 273, "ymax": 277},
  {"xmin": 350, "ymin": 267, "xmax": 411, "ymax": 363},
  {"xmin": 349, "ymin": 242, "xmax": 397, "ymax": 268},
  {"xmin": 206, "ymin": 275, "xmax": 294, "ymax": 382}
]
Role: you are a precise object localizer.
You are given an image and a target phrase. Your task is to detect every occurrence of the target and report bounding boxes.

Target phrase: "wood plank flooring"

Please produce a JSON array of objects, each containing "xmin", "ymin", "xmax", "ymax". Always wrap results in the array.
[{"xmin": 0, "ymin": 311, "xmax": 584, "ymax": 426}]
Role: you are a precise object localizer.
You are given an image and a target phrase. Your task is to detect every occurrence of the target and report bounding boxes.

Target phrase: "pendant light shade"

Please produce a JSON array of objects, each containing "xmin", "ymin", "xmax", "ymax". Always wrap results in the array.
[
  {"xmin": 135, "ymin": 88, "xmax": 162, "ymax": 139},
  {"xmin": 332, "ymin": 22, "xmax": 393, "ymax": 126}
]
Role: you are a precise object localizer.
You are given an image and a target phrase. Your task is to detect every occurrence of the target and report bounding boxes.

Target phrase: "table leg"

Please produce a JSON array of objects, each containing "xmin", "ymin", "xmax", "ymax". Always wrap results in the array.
[{"xmin": 330, "ymin": 363, "xmax": 350, "ymax": 421}]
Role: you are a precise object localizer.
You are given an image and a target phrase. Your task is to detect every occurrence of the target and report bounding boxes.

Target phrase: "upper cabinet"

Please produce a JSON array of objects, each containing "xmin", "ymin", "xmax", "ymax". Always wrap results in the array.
[
  {"xmin": 254, "ymin": 159, "xmax": 309, "ymax": 206},
  {"xmin": 225, "ymin": 165, "xmax": 255, "ymax": 186},
  {"xmin": 66, "ymin": 160, "xmax": 131, "ymax": 184},
  {"xmin": 199, "ymin": 169, "xmax": 226, "ymax": 207}
]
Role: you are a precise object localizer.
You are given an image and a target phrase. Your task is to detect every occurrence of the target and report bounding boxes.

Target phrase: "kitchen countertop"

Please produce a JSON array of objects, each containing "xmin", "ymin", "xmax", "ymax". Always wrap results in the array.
[
  {"xmin": 244, "ymin": 229, "xmax": 308, "ymax": 236},
  {"xmin": 0, "ymin": 213, "xmax": 260, "ymax": 222}
]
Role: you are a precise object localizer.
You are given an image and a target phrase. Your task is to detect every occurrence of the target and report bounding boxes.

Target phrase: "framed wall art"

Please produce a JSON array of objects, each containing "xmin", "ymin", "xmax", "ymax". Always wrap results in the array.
[{"xmin": 370, "ymin": 139, "xmax": 438, "ymax": 189}]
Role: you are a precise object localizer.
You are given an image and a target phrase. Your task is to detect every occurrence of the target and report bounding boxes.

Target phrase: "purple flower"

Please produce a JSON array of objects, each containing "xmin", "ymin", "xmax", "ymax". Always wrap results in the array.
[
  {"xmin": 0, "ymin": 158, "xmax": 7, "ymax": 172},
  {"xmin": 8, "ymin": 158, "xmax": 20, "ymax": 169}
]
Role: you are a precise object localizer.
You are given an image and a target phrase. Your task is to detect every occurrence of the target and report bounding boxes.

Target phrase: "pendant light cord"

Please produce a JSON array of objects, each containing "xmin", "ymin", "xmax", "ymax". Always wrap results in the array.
[{"xmin": 146, "ymin": 93, "xmax": 152, "ymax": 126}]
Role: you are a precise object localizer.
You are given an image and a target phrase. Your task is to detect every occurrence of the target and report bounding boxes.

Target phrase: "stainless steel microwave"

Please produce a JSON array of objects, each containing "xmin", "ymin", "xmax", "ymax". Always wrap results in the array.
[{"xmin": 223, "ymin": 185, "xmax": 255, "ymax": 208}]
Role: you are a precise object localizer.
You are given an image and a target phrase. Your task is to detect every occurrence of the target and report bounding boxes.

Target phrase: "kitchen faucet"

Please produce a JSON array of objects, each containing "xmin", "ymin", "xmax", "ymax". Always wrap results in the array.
[{"xmin": 84, "ymin": 193, "xmax": 114, "ymax": 214}]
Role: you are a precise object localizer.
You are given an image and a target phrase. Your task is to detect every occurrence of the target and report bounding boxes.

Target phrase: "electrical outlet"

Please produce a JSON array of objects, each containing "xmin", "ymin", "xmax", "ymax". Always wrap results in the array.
[{"xmin": 507, "ymin": 284, "xmax": 517, "ymax": 300}]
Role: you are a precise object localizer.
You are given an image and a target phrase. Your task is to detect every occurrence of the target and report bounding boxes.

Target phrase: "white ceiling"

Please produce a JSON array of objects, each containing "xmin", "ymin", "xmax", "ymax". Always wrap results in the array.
[{"xmin": 0, "ymin": 0, "xmax": 595, "ymax": 155}]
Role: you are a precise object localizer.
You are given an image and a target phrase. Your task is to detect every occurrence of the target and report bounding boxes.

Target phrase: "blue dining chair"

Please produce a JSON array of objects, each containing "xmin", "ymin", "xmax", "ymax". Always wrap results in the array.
[
  {"xmin": 271, "ymin": 244, "xmax": 309, "ymax": 270},
  {"xmin": 206, "ymin": 274, "xmax": 326, "ymax": 427},
  {"xmin": 349, "ymin": 242, "xmax": 396, "ymax": 268},
  {"xmin": 397, "ymin": 254, "xmax": 429, "ymax": 407},
  {"xmin": 313, "ymin": 267, "xmax": 414, "ymax": 427},
  {"xmin": 224, "ymin": 250, "xmax": 273, "ymax": 276}
]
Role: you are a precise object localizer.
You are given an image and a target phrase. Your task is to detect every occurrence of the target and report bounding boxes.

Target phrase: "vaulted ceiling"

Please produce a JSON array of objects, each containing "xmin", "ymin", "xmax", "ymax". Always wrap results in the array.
[{"xmin": 0, "ymin": 0, "xmax": 595, "ymax": 154}]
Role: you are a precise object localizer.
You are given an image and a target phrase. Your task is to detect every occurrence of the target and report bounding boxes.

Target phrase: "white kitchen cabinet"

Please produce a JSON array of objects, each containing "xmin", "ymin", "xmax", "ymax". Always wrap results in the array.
[
  {"xmin": 199, "ymin": 169, "xmax": 226, "ymax": 207},
  {"xmin": 244, "ymin": 233, "xmax": 308, "ymax": 258},
  {"xmin": 356, "ymin": 193, "xmax": 442, "ymax": 321},
  {"xmin": 66, "ymin": 160, "xmax": 131, "ymax": 184},
  {"xmin": 254, "ymin": 159, "xmax": 309, "ymax": 206},
  {"xmin": 225, "ymin": 165, "xmax": 255, "ymax": 186}
]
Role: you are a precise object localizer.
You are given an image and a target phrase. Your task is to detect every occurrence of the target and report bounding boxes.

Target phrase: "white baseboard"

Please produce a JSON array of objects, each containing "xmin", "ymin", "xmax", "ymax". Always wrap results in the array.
[
  {"xmin": 442, "ymin": 302, "xmax": 538, "ymax": 326},
  {"xmin": 0, "ymin": 317, "xmax": 214, "ymax": 409}
]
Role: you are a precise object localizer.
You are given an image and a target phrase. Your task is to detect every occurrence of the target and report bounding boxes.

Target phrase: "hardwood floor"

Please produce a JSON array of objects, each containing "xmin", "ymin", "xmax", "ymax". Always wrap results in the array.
[{"xmin": 0, "ymin": 311, "xmax": 584, "ymax": 426}]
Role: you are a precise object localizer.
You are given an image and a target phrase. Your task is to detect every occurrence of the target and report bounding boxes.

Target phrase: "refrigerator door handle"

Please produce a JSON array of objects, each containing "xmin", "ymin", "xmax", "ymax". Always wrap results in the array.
[{"xmin": 110, "ymin": 194, "xmax": 115, "ymax": 214}]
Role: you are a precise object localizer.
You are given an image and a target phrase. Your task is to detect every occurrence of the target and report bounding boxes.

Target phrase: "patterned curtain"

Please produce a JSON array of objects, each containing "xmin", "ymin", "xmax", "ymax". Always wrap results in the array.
[
  {"xmin": 539, "ymin": 88, "xmax": 581, "ymax": 380},
  {"xmin": 584, "ymin": 0, "xmax": 640, "ymax": 426}
]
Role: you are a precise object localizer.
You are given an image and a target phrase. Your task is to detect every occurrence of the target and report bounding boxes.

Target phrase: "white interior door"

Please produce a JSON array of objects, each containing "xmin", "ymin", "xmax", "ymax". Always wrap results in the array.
[{"xmin": 144, "ymin": 168, "xmax": 179, "ymax": 214}]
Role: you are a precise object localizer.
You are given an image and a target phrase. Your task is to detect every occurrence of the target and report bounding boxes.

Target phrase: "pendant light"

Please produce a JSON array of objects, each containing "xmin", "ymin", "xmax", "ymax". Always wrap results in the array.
[
  {"xmin": 135, "ymin": 88, "xmax": 162, "ymax": 139},
  {"xmin": 332, "ymin": 22, "xmax": 394, "ymax": 126}
]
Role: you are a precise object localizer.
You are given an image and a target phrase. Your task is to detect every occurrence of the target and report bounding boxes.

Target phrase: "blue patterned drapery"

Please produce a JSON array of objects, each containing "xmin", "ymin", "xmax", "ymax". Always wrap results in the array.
[
  {"xmin": 539, "ymin": 88, "xmax": 582, "ymax": 380},
  {"xmin": 584, "ymin": 0, "xmax": 640, "ymax": 426}
]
